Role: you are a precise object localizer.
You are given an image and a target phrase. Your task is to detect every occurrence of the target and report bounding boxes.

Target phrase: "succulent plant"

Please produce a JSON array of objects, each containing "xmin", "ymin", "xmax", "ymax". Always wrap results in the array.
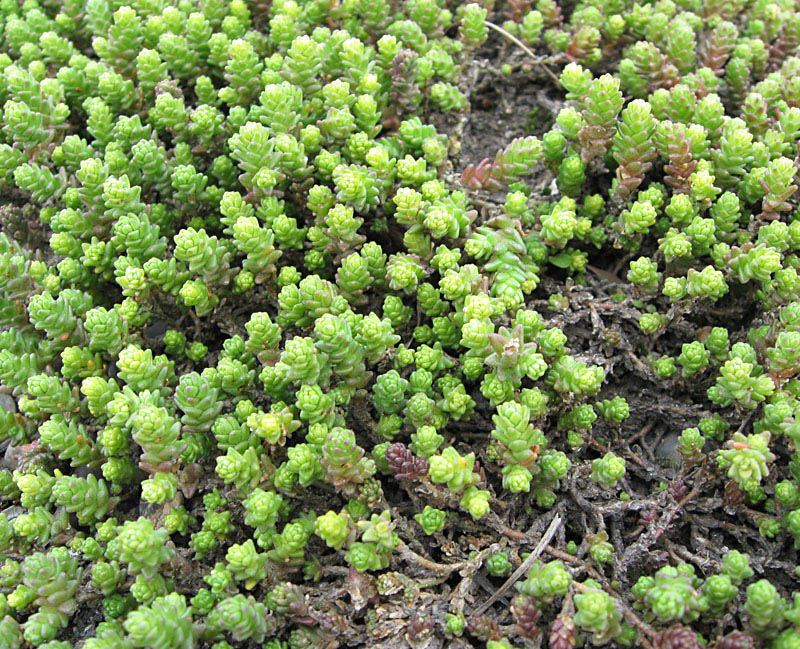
[{"xmin": 0, "ymin": 0, "xmax": 799, "ymax": 647}]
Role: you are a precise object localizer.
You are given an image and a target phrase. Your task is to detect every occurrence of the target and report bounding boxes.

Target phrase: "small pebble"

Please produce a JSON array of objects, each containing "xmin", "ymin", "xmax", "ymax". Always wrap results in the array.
[
  {"xmin": 655, "ymin": 433, "xmax": 682, "ymax": 469},
  {"xmin": 0, "ymin": 393, "xmax": 16, "ymax": 414}
]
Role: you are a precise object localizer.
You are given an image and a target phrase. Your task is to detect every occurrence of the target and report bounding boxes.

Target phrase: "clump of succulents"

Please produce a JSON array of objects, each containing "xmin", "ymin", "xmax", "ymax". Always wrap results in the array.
[{"xmin": 1, "ymin": 0, "xmax": 800, "ymax": 647}]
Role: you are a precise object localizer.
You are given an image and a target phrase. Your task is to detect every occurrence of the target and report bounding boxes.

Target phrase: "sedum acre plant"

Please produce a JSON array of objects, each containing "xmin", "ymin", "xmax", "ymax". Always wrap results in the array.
[{"xmin": 0, "ymin": 0, "xmax": 799, "ymax": 647}]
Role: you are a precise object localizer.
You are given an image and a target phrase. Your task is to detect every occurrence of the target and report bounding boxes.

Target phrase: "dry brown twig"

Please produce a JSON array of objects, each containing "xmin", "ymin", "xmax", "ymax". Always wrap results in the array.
[
  {"xmin": 618, "ymin": 472, "xmax": 706, "ymax": 578},
  {"xmin": 395, "ymin": 538, "xmax": 470, "ymax": 575},
  {"xmin": 471, "ymin": 513, "xmax": 563, "ymax": 615},
  {"xmin": 485, "ymin": 21, "xmax": 561, "ymax": 84}
]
